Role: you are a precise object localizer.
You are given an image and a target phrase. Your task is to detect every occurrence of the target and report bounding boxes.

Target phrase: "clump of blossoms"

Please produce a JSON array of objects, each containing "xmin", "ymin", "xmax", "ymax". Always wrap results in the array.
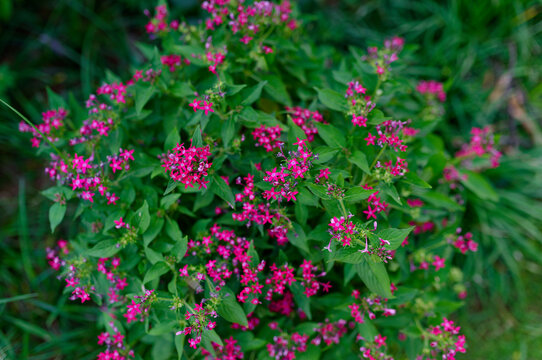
[
  {"xmin": 252, "ymin": 124, "xmax": 283, "ymax": 151},
  {"xmin": 448, "ymin": 228, "xmax": 478, "ymax": 254},
  {"xmin": 417, "ymin": 318, "xmax": 467, "ymax": 360},
  {"xmin": 161, "ymin": 142, "xmax": 212, "ymax": 189},
  {"xmin": 262, "ymin": 138, "xmax": 314, "ymax": 202},
  {"xmin": 266, "ymin": 322, "xmax": 309, "ymax": 360},
  {"xmin": 17, "ymin": 2, "xmax": 493, "ymax": 359},
  {"xmin": 285, "ymin": 106, "xmax": 325, "ymax": 141},
  {"xmin": 455, "ymin": 126, "xmax": 502, "ymax": 168},
  {"xmin": 349, "ymin": 290, "xmax": 396, "ymax": 323},
  {"xmin": 19, "ymin": 108, "xmax": 67, "ymax": 147},
  {"xmin": 417, "ymin": 80, "xmax": 446, "ymax": 102},
  {"xmin": 356, "ymin": 334, "xmax": 394, "ymax": 360},
  {"xmin": 346, "ymin": 80, "xmax": 375, "ymax": 128},
  {"xmin": 362, "ymin": 36, "xmax": 405, "ymax": 77}
]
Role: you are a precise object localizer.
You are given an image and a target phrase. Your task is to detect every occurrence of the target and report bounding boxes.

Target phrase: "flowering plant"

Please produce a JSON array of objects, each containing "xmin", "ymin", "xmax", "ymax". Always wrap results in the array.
[{"xmin": 20, "ymin": 1, "xmax": 503, "ymax": 359}]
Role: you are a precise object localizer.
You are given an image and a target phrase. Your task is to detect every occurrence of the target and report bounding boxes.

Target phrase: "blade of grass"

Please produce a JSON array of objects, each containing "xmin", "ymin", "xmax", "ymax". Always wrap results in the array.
[{"xmin": 18, "ymin": 178, "xmax": 35, "ymax": 281}]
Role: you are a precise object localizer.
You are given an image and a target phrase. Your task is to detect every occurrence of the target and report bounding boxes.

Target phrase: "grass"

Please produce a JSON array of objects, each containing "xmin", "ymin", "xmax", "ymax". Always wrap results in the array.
[{"xmin": 1, "ymin": 0, "xmax": 542, "ymax": 359}]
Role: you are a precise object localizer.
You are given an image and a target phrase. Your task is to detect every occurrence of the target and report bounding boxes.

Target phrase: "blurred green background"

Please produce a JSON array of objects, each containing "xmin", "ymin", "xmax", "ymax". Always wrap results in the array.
[{"xmin": 1, "ymin": 0, "xmax": 542, "ymax": 359}]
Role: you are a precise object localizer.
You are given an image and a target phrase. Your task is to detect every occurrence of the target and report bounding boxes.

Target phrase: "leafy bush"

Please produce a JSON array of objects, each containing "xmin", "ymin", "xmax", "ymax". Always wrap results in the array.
[{"xmin": 17, "ymin": 1, "xmax": 508, "ymax": 359}]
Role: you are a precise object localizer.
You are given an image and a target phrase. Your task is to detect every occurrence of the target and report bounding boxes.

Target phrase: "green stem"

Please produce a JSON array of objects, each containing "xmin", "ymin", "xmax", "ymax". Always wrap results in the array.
[
  {"xmin": 338, "ymin": 198, "xmax": 348, "ymax": 218},
  {"xmin": 360, "ymin": 145, "xmax": 387, "ymax": 185}
]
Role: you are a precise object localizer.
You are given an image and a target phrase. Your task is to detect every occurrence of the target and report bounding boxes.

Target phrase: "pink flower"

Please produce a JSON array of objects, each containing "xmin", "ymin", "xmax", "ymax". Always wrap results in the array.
[
  {"xmin": 432, "ymin": 255, "xmax": 445, "ymax": 271},
  {"xmin": 114, "ymin": 217, "xmax": 126, "ymax": 229}
]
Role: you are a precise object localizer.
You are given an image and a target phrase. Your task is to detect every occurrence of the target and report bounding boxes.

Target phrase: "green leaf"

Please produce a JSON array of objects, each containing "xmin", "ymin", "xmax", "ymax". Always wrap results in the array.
[
  {"xmin": 136, "ymin": 200, "xmax": 151, "ymax": 233},
  {"xmin": 331, "ymin": 246, "xmax": 365, "ymax": 264},
  {"xmin": 46, "ymin": 87, "xmax": 66, "ymax": 109},
  {"xmin": 145, "ymin": 247, "xmax": 164, "ymax": 264},
  {"xmin": 241, "ymin": 81, "xmax": 267, "ymax": 106},
  {"xmin": 86, "ymin": 239, "xmax": 121, "ymax": 258},
  {"xmin": 211, "ymin": 174, "xmax": 235, "ymax": 208},
  {"xmin": 314, "ymin": 123, "xmax": 346, "ymax": 149},
  {"xmin": 290, "ymin": 282, "xmax": 312, "ymax": 319},
  {"xmin": 374, "ymin": 226, "xmax": 414, "ymax": 250},
  {"xmin": 402, "ymin": 171, "xmax": 432, "ymax": 189},
  {"xmin": 287, "ymin": 223, "xmax": 309, "ymax": 253},
  {"xmin": 355, "ymin": 257, "xmax": 393, "ymax": 298},
  {"xmin": 349, "ymin": 151, "xmax": 370, "ymax": 174},
  {"xmin": 313, "ymin": 146, "xmax": 339, "ymax": 164},
  {"xmin": 314, "ymin": 87, "xmax": 348, "ymax": 112},
  {"xmin": 170, "ymin": 82, "xmax": 195, "ymax": 98},
  {"xmin": 343, "ymin": 187, "xmax": 376, "ymax": 203},
  {"xmin": 418, "ymin": 192, "xmax": 463, "ymax": 211},
  {"xmin": 165, "ymin": 216, "xmax": 183, "ymax": 241},
  {"xmin": 262, "ymin": 75, "xmax": 292, "ymax": 105},
  {"xmin": 306, "ymin": 183, "xmax": 331, "ymax": 200},
  {"xmin": 202, "ymin": 329, "xmax": 223, "ymax": 347},
  {"xmin": 49, "ymin": 202, "xmax": 66, "ymax": 233},
  {"xmin": 175, "ymin": 334, "xmax": 185, "ymax": 360},
  {"xmin": 161, "ymin": 194, "xmax": 181, "ymax": 209},
  {"xmin": 225, "ymin": 83, "xmax": 247, "ymax": 96},
  {"xmin": 164, "ymin": 178, "xmax": 178, "ymax": 195},
  {"xmin": 164, "ymin": 127, "xmax": 181, "ymax": 151},
  {"xmin": 191, "ymin": 125, "xmax": 203, "ymax": 147},
  {"xmin": 143, "ymin": 217, "xmax": 165, "ymax": 247},
  {"xmin": 222, "ymin": 116, "xmax": 236, "ymax": 147},
  {"xmin": 135, "ymin": 84, "xmax": 155, "ymax": 115},
  {"xmin": 217, "ymin": 289, "xmax": 248, "ymax": 327},
  {"xmin": 143, "ymin": 261, "xmax": 170, "ymax": 284},
  {"xmin": 380, "ymin": 183, "xmax": 402, "ymax": 205},
  {"xmin": 148, "ymin": 321, "xmax": 177, "ymax": 336},
  {"xmin": 171, "ymin": 235, "xmax": 188, "ymax": 262},
  {"xmin": 460, "ymin": 170, "xmax": 499, "ymax": 201}
]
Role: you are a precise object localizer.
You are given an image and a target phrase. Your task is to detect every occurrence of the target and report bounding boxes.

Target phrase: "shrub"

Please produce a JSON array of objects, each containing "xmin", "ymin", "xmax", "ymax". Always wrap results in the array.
[{"xmin": 18, "ymin": 1, "xmax": 504, "ymax": 359}]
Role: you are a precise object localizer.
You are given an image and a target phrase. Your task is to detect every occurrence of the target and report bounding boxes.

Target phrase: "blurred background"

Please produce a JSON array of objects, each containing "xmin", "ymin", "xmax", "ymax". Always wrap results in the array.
[{"xmin": 1, "ymin": 0, "xmax": 542, "ymax": 359}]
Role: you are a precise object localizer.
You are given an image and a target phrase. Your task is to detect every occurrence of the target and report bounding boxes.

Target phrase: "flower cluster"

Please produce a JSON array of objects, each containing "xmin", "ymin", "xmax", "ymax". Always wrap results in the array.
[
  {"xmin": 417, "ymin": 80, "xmax": 446, "ymax": 102},
  {"xmin": 202, "ymin": 0, "xmax": 296, "ymax": 37},
  {"xmin": 161, "ymin": 54, "xmax": 190, "ymax": 71},
  {"xmin": 349, "ymin": 290, "xmax": 396, "ymax": 323},
  {"xmin": 345, "ymin": 80, "xmax": 374, "ymax": 127},
  {"xmin": 327, "ymin": 215, "xmax": 357, "ymax": 247},
  {"xmin": 416, "ymin": 254, "xmax": 446, "ymax": 272},
  {"xmin": 365, "ymin": 119, "xmax": 410, "ymax": 152},
  {"xmin": 311, "ymin": 319, "xmax": 351, "ymax": 346},
  {"xmin": 455, "ymin": 126, "xmax": 502, "ymax": 168},
  {"xmin": 375, "ymin": 156, "xmax": 408, "ymax": 177},
  {"xmin": 252, "ymin": 124, "xmax": 283, "ymax": 152},
  {"xmin": 46, "ymin": 239, "xmax": 68, "ymax": 271},
  {"xmin": 180, "ymin": 299, "xmax": 219, "ymax": 349},
  {"xmin": 19, "ymin": 108, "xmax": 67, "ymax": 147},
  {"xmin": 299, "ymin": 259, "xmax": 331, "ymax": 297},
  {"xmin": 363, "ymin": 36, "xmax": 404, "ymax": 76},
  {"xmin": 145, "ymin": 4, "xmax": 178, "ymax": 34},
  {"xmin": 363, "ymin": 185, "xmax": 389, "ymax": 220},
  {"xmin": 189, "ymin": 98, "xmax": 215, "ymax": 115},
  {"xmin": 357, "ymin": 334, "xmax": 394, "ymax": 360},
  {"xmin": 201, "ymin": 337, "xmax": 244, "ymax": 360},
  {"xmin": 124, "ymin": 290, "xmax": 155, "ymax": 323},
  {"xmin": 286, "ymin": 106, "xmax": 326, "ymax": 142},
  {"xmin": 96, "ymin": 257, "xmax": 128, "ymax": 304},
  {"xmin": 161, "ymin": 142, "xmax": 212, "ymax": 189},
  {"xmin": 285, "ymin": 106, "xmax": 325, "ymax": 141},
  {"xmin": 96, "ymin": 322, "xmax": 134, "ymax": 360},
  {"xmin": 266, "ymin": 322, "xmax": 309, "ymax": 360},
  {"xmin": 449, "ymin": 228, "xmax": 478, "ymax": 254},
  {"xmin": 262, "ymin": 137, "xmax": 314, "ymax": 202},
  {"xmin": 419, "ymin": 318, "xmax": 467, "ymax": 360}
]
